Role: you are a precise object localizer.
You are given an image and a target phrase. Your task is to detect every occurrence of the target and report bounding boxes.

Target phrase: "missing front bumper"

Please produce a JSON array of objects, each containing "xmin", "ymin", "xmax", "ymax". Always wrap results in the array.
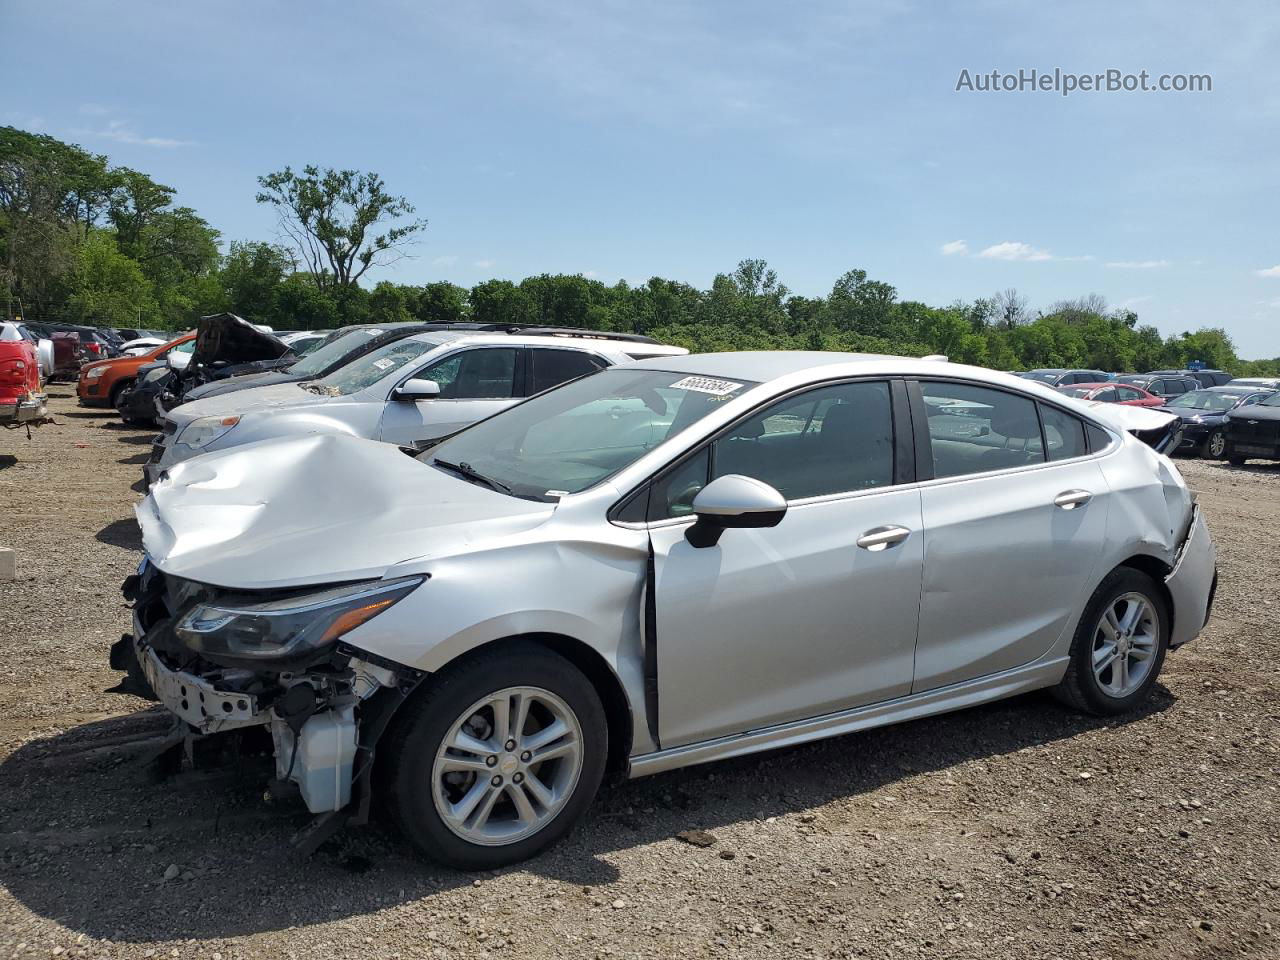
[{"xmin": 1166, "ymin": 505, "xmax": 1217, "ymax": 647}]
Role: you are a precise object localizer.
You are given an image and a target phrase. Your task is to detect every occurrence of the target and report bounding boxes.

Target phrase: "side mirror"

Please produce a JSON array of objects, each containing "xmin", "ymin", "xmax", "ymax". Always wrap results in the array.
[
  {"xmin": 394, "ymin": 378, "xmax": 441, "ymax": 401},
  {"xmin": 685, "ymin": 474, "xmax": 787, "ymax": 548}
]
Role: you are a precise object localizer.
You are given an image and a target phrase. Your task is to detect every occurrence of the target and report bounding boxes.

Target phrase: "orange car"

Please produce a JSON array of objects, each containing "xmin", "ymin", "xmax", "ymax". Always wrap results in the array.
[{"xmin": 77, "ymin": 333, "xmax": 196, "ymax": 409}]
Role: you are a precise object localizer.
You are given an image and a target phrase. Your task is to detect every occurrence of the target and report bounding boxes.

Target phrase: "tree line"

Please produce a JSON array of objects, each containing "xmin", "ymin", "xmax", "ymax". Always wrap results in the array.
[{"xmin": 2, "ymin": 125, "xmax": 1276, "ymax": 376}]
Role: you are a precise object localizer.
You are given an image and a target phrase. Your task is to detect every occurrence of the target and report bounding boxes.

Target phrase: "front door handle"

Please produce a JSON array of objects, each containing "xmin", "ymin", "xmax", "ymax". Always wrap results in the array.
[
  {"xmin": 856, "ymin": 525, "xmax": 911, "ymax": 551},
  {"xmin": 1054, "ymin": 489, "xmax": 1093, "ymax": 510}
]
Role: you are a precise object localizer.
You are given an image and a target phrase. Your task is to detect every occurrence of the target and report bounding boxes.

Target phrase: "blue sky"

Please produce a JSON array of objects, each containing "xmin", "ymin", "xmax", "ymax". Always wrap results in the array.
[{"xmin": 4, "ymin": 0, "xmax": 1279, "ymax": 357}]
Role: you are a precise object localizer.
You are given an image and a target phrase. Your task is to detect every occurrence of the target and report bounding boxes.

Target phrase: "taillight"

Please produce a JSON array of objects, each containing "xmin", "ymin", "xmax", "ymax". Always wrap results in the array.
[
  {"xmin": 0, "ymin": 360, "xmax": 27, "ymax": 386},
  {"xmin": 86, "ymin": 343, "xmax": 103, "ymax": 355}
]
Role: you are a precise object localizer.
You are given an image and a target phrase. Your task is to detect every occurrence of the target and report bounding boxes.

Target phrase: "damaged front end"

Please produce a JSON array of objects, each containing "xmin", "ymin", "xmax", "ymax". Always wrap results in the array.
[{"xmin": 111, "ymin": 558, "xmax": 426, "ymax": 852}]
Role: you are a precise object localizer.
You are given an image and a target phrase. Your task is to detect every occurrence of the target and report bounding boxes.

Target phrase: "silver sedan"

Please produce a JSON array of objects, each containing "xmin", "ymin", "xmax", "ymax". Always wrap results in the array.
[{"xmin": 120, "ymin": 352, "xmax": 1217, "ymax": 869}]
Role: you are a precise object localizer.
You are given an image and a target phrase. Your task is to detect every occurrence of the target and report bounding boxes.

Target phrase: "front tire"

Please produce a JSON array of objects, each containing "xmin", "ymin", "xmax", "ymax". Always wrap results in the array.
[
  {"xmin": 1054, "ymin": 568, "xmax": 1169, "ymax": 716},
  {"xmin": 1203, "ymin": 429, "xmax": 1226, "ymax": 459},
  {"xmin": 1228, "ymin": 454, "xmax": 1247, "ymax": 466},
  {"xmin": 382, "ymin": 643, "xmax": 607, "ymax": 870}
]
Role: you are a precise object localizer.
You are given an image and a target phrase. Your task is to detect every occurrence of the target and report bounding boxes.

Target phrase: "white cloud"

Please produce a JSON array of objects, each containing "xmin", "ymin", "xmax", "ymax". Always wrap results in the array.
[
  {"xmin": 583, "ymin": 270, "xmax": 598, "ymax": 278},
  {"xmin": 1106, "ymin": 259, "xmax": 1171, "ymax": 269},
  {"xmin": 977, "ymin": 241, "xmax": 1054, "ymax": 262},
  {"xmin": 474, "ymin": 259, "xmax": 496, "ymax": 269},
  {"xmin": 431, "ymin": 255, "xmax": 459, "ymax": 267},
  {"xmin": 1256, "ymin": 264, "xmax": 1280, "ymax": 277},
  {"xmin": 71, "ymin": 118, "xmax": 191, "ymax": 148},
  {"xmin": 940, "ymin": 240, "xmax": 968, "ymax": 256}
]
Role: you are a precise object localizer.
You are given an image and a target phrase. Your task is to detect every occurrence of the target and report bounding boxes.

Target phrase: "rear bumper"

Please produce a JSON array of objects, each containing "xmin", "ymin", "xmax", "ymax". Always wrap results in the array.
[
  {"xmin": 1225, "ymin": 435, "xmax": 1280, "ymax": 460},
  {"xmin": 0, "ymin": 394, "xmax": 48, "ymax": 424},
  {"xmin": 1166, "ymin": 505, "xmax": 1217, "ymax": 648}
]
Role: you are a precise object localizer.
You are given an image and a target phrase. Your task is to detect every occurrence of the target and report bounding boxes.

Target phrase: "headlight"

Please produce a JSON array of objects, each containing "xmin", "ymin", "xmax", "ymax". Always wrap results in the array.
[
  {"xmin": 174, "ymin": 576, "xmax": 423, "ymax": 664},
  {"xmin": 142, "ymin": 366, "xmax": 169, "ymax": 384},
  {"xmin": 177, "ymin": 415, "xmax": 241, "ymax": 449},
  {"xmin": 87, "ymin": 366, "xmax": 106, "ymax": 379}
]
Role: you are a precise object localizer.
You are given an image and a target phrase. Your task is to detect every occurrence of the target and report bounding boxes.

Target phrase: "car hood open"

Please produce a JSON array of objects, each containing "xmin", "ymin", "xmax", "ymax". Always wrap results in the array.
[
  {"xmin": 191, "ymin": 313, "xmax": 290, "ymax": 367},
  {"xmin": 137, "ymin": 433, "xmax": 555, "ymax": 590}
]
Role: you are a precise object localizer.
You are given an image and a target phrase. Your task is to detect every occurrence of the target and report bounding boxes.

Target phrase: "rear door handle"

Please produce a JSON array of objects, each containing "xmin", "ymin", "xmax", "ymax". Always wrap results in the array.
[
  {"xmin": 1054, "ymin": 489, "xmax": 1093, "ymax": 510},
  {"xmin": 856, "ymin": 525, "xmax": 911, "ymax": 551}
]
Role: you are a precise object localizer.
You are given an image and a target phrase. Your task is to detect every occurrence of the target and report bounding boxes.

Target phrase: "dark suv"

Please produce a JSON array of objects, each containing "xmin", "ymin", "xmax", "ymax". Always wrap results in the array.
[
  {"xmin": 1224, "ymin": 392, "xmax": 1280, "ymax": 465},
  {"xmin": 1021, "ymin": 368, "xmax": 1111, "ymax": 386},
  {"xmin": 1147, "ymin": 368, "xmax": 1232, "ymax": 388},
  {"xmin": 1113, "ymin": 374, "xmax": 1202, "ymax": 399}
]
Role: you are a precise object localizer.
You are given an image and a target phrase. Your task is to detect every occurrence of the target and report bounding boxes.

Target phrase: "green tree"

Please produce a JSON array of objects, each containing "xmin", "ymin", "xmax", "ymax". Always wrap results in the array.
[
  {"xmin": 68, "ymin": 230, "xmax": 156, "ymax": 326},
  {"xmin": 255, "ymin": 166, "xmax": 427, "ymax": 309}
]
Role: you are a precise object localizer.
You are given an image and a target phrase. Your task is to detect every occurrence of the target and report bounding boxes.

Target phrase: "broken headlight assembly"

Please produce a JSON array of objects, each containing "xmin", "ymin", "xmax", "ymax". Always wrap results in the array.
[
  {"xmin": 176, "ymin": 414, "xmax": 241, "ymax": 449},
  {"xmin": 174, "ymin": 575, "xmax": 423, "ymax": 666}
]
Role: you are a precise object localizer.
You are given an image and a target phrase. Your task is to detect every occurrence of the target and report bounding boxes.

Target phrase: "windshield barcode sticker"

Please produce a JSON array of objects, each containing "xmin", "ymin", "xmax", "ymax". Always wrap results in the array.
[
  {"xmin": 372, "ymin": 357, "xmax": 396, "ymax": 370},
  {"xmin": 671, "ymin": 376, "xmax": 744, "ymax": 396}
]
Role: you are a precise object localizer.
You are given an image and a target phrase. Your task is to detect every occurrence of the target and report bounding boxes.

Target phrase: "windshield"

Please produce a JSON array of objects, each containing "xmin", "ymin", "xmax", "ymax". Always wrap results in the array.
[
  {"xmin": 1166, "ymin": 391, "xmax": 1237, "ymax": 412},
  {"xmin": 309, "ymin": 336, "xmax": 441, "ymax": 397},
  {"xmin": 289, "ymin": 328, "xmax": 385, "ymax": 378},
  {"xmin": 1059, "ymin": 387, "xmax": 1094, "ymax": 398},
  {"xmin": 419, "ymin": 368, "xmax": 759, "ymax": 499},
  {"xmin": 1261, "ymin": 393, "xmax": 1280, "ymax": 407},
  {"xmin": 1114, "ymin": 375, "xmax": 1150, "ymax": 386},
  {"xmin": 1025, "ymin": 371, "xmax": 1062, "ymax": 383}
]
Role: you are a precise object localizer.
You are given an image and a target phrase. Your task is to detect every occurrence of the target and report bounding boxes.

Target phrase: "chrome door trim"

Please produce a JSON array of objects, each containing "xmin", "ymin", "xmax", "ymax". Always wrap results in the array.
[{"xmin": 627, "ymin": 655, "xmax": 1068, "ymax": 778}]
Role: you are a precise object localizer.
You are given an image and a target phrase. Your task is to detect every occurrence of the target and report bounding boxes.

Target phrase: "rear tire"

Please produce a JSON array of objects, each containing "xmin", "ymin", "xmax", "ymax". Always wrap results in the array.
[
  {"xmin": 1228, "ymin": 454, "xmax": 1247, "ymax": 466},
  {"xmin": 1053, "ymin": 568, "xmax": 1169, "ymax": 716},
  {"xmin": 382, "ymin": 643, "xmax": 607, "ymax": 870}
]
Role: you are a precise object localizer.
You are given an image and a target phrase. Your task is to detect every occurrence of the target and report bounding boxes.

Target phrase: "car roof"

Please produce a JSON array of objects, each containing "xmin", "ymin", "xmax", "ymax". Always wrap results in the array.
[
  {"xmin": 1207, "ymin": 385, "xmax": 1267, "ymax": 395},
  {"xmin": 397, "ymin": 330, "xmax": 687, "ymax": 355},
  {"xmin": 1059, "ymin": 382, "xmax": 1116, "ymax": 390}
]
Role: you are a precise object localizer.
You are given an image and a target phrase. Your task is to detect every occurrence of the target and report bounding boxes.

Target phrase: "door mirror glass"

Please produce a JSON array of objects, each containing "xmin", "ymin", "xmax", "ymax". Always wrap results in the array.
[
  {"xmin": 686, "ymin": 474, "xmax": 787, "ymax": 547},
  {"xmin": 394, "ymin": 378, "xmax": 441, "ymax": 401}
]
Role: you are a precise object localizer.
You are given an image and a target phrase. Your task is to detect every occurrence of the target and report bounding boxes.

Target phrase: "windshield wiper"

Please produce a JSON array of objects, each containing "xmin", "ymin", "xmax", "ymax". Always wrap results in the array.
[{"xmin": 432, "ymin": 458, "xmax": 513, "ymax": 495}]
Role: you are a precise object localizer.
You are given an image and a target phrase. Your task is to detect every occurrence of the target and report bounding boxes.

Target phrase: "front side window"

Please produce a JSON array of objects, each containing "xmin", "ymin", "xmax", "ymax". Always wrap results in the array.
[
  {"xmin": 643, "ymin": 381, "xmax": 895, "ymax": 519},
  {"xmin": 921, "ymin": 382, "xmax": 1044, "ymax": 478},
  {"xmin": 528, "ymin": 348, "xmax": 604, "ymax": 395},
  {"xmin": 420, "ymin": 348, "xmax": 518, "ymax": 399},
  {"xmin": 422, "ymin": 368, "xmax": 757, "ymax": 499}
]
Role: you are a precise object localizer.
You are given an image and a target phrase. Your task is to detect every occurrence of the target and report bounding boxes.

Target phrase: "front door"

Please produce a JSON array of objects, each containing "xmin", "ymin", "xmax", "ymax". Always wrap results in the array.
[
  {"xmin": 649, "ymin": 379, "xmax": 924, "ymax": 748},
  {"xmin": 377, "ymin": 346, "xmax": 520, "ymax": 448}
]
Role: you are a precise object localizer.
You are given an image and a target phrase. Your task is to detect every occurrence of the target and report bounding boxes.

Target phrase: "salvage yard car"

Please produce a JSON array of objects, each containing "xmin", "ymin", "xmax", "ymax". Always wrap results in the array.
[
  {"xmin": 1223, "ymin": 390, "xmax": 1280, "ymax": 465},
  {"xmin": 0, "ymin": 321, "xmax": 47, "ymax": 426},
  {"xmin": 143, "ymin": 328, "xmax": 687, "ymax": 485},
  {"xmin": 77, "ymin": 333, "xmax": 195, "ymax": 409},
  {"xmin": 1160, "ymin": 385, "xmax": 1276, "ymax": 459},
  {"xmin": 113, "ymin": 352, "xmax": 1218, "ymax": 870}
]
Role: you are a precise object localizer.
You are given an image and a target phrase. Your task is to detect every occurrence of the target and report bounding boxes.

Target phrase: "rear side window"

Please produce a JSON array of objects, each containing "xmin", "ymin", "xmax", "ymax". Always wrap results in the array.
[
  {"xmin": 920, "ymin": 382, "xmax": 1044, "ymax": 478},
  {"xmin": 1115, "ymin": 386, "xmax": 1142, "ymax": 402},
  {"xmin": 1094, "ymin": 387, "xmax": 1118, "ymax": 403},
  {"xmin": 528, "ymin": 348, "xmax": 604, "ymax": 395},
  {"xmin": 1039, "ymin": 404, "xmax": 1088, "ymax": 461}
]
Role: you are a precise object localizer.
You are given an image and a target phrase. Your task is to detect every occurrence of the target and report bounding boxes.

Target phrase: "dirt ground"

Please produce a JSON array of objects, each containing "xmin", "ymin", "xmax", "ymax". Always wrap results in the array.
[{"xmin": 0, "ymin": 386, "xmax": 1277, "ymax": 960}]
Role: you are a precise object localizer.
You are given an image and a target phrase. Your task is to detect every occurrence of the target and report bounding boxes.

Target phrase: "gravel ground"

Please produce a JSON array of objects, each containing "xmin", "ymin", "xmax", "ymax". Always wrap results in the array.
[{"xmin": 0, "ymin": 387, "xmax": 1277, "ymax": 960}]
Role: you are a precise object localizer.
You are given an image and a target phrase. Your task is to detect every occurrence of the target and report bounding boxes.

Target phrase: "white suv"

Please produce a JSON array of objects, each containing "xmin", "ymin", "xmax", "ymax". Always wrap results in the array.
[{"xmin": 144, "ymin": 329, "xmax": 686, "ymax": 484}]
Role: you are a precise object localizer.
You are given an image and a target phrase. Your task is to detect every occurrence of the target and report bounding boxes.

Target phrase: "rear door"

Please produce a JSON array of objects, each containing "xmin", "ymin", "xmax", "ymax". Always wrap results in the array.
[
  {"xmin": 525, "ymin": 347, "xmax": 606, "ymax": 396},
  {"xmin": 377, "ymin": 346, "xmax": 521, "ymax": 447},
  {"xmin": 911, "ymin": 381, "xmax": 1110, "ymax": 692}
]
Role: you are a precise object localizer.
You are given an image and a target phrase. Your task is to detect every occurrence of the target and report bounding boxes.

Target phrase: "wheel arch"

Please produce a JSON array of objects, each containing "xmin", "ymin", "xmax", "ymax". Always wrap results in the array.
[
  {"xmin": 108, "ymin": 376, "xmax": 136, "ymax": 404},
  {"xmin": 1110, "ymin": 553, "xmax": 1175, "ymax": 637},
  {"xmin": 423, "ymin": 632, "xmax": 635, "ymax": 776}
]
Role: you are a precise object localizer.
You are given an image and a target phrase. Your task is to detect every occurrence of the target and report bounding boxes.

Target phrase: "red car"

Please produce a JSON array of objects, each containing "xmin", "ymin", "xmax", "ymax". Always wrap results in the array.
[
  {"xmin": 0, "ymin": 322, "xmax": 48, "ymax": 426},
  {"xmin": 1056, "ymin": 381, "xmax": 1166, "ymax": 408}
]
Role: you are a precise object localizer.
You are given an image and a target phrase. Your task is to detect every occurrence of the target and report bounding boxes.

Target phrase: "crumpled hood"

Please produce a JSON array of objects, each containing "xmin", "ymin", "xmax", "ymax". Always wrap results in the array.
[
  {"xmin": 168, "ymin": 381, "xmax": 326, "ymax": 426},
  {"xmin": 191, "ymin": 313, "xmax": 290, "ymax": 367},
  {"xmin": 137, "ymin": 433, "xmax": 555, "ymax": 589}
]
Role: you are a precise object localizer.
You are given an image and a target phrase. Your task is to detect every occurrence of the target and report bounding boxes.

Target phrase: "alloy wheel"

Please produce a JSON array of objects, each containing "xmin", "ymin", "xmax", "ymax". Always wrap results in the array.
[
  {"xmin": 1208, "ymin": 431, "xmax": 1226, "ymax": 458},
  {"xmin": 431, "ymin": 686, "xmax": 584, "ymax": 846},
  {"xmin": 1092, "ymin": 592, "xmax": 1159, "ymax": 698}
]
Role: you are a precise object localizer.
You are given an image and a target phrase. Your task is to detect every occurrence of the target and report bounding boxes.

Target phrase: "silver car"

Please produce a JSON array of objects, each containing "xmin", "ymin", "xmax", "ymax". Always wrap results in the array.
[
  {"xmin": 143, "ymin": 330, "xmax": 687, "ymax": 484},
  {"xmin": 119, "ymin": 352, "xmax": 1217, "ymax": 869}
]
